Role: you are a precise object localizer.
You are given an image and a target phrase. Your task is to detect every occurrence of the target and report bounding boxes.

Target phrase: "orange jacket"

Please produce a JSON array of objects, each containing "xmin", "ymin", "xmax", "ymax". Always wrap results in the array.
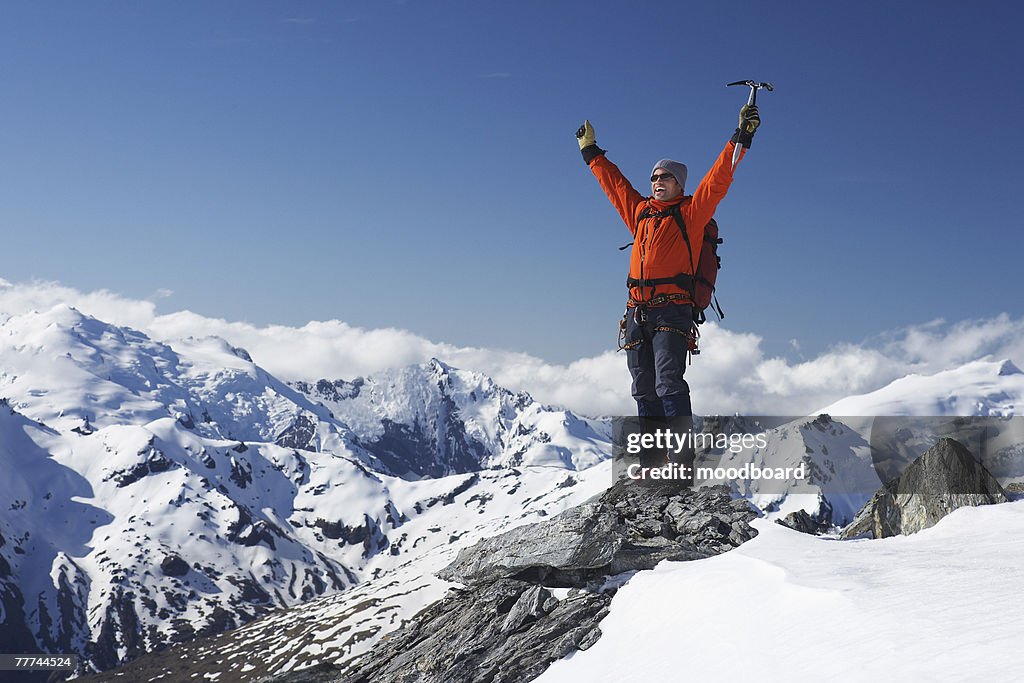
[{"xmin": 589, "ymin": 140, "xmax": 742, "ymax": 305}]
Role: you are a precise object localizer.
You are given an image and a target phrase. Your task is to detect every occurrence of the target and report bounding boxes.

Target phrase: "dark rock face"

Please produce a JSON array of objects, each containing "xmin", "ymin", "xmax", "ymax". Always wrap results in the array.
[
  {"xmin": 313, "ymin": 513, "xmax": 391, "ymax": 558},
  {"xmin": 275, "ymin": 414, "xmax": 318, "ymax": 450},
  {"xmin": 309, "ymin": 483, "xmax": 758, "ymax": 683},
  {"xmin": 370, "ymin": 407, "xmax": 486, "ymax": 479},
  {"xmin": 105, "ymin": 445, "xmax": 177, "ymax": 488},
  {"xmin": 776, "ymin": 509, "xmax": 831, "ymax": 535},
  {"xmin": 776, "ymin": 496, "xmax": 834, "ymax": 535},
  {"xmin": 0, "ymin": 533, "xmax": 37, "ymax": 667},
  {"xmin": 842, "ymin": 438, "xmax": 1010, "ymax": 539},
  {"xmin": 295, "ymin": 378, "xmax": 364, "ymax": 402},
  {"xmin": 228, "ymin": 455, "xmax": 253, "ymax": 488},
  {"xmin": 160, "ymin": 555, "xmax": 190, "ymax": 577},
  {"xmin": 87, "ymin": 588, "xmax": 145, "ymax": 672},
  {"xmin": 226, "ymin": 505, "xmax": 282, "ymax": 549}
]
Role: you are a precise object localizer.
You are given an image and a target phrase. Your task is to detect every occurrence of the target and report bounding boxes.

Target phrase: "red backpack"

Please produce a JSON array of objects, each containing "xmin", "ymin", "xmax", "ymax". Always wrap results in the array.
[{"xmin": 692, "ymin": 216, "xmax": 724, "ymax": 323}]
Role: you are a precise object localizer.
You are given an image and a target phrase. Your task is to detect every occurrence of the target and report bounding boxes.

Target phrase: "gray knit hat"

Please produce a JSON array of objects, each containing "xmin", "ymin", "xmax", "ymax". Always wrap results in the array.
[{"xmin": 651, "ymin": 159, "xmax": 688, "ymax": 192}]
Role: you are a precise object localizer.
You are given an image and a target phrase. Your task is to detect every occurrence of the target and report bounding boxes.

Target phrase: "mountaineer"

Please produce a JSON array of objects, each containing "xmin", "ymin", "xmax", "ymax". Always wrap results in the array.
[{"xmin": 576, "ymin": 103, "xmax": 759, "ymax": 470}]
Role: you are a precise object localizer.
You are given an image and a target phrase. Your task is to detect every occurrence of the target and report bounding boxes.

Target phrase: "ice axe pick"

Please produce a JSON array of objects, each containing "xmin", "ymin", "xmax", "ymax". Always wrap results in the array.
[{"xmin": 727, "ymin": 80, "xmax": 773, "ymax": 168}]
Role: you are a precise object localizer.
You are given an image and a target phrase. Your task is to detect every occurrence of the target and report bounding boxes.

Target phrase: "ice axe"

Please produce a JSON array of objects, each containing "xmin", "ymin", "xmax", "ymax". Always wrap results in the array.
[{"xmin": 727, "ymin": 80, "xmax": 773, "ymax": 168}]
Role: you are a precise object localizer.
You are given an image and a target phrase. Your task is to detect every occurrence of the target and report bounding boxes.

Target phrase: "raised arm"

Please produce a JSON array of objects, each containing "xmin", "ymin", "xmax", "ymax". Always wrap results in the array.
[
  {"xmin": 577, "ymin": 120, "xmax": 645, "ymax": 236},
  {"xmin": 684, "ymin": 139, "xmax": 738, "ymax": 236},
  {"xmin": 683, "ymin": 104, "xmax": 760, "ymax": 266}
]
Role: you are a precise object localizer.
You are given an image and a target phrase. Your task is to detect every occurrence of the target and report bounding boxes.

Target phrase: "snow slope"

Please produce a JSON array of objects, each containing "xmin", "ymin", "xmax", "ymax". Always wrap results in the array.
[
  {"xmin": 818, "ymin": 358, "xmax": 1024, "ymax": 416},
  {"xmin": 538, "ymin": 499, "xmax": 1024, "ymax": 682}
]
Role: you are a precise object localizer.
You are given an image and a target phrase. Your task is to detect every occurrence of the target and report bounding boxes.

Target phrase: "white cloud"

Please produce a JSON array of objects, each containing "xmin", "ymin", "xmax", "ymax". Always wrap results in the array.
[
  {"xmin": 0, "ymin": 279, "xmax": 159, "ymax": 329},
  {"xmin": 2, "ymin": 279, "xmax": 1022, "ymax": 418}
]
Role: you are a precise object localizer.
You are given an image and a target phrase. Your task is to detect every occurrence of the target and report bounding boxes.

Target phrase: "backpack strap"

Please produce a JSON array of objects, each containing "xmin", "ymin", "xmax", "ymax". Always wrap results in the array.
[
  {"xmin": 634, "ymin": 205, "xmax": 694, "ymax": 269},
  {"xmin": 628, "ymin": 205, "xmax": 696, "ymax": 299},
  {"xmin": 666, "ymin": 209, "xmax": 725, "ymax": 321},
  {"xmin": 668, "ymin": 204, "xmax": 694, "ymax": 275}
]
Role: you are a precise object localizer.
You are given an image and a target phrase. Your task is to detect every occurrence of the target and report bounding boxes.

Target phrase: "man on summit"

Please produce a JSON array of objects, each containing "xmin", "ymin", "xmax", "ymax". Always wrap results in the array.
[{"xmin": 576, "ymin": 104, "xmax": 759, "ymax": 440}]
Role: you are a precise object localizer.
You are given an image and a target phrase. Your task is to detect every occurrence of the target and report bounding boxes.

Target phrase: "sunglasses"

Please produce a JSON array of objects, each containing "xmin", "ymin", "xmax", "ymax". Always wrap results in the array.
[{"xmin": 650, "ymin": 172, "xmax": 676, "ymax": 183}]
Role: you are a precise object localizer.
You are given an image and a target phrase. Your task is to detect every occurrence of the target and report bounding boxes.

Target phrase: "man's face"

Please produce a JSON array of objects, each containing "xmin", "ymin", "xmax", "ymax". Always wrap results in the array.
[{"xmin": 651, "ymin": 170, "xmax": 681, "ymax": 201}]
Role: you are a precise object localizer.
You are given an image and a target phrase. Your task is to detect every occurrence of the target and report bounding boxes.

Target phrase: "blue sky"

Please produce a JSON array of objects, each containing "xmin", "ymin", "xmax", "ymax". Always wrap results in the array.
[{"xmin": 1, "ymin": 1, "xmax": 1021, "ymax": 365}]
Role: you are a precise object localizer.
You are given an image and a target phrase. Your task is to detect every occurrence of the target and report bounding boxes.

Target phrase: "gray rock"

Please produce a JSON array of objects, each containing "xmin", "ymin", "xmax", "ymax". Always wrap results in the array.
[
  {"xmin": 842, "ymin": 438, "xmax": 1009, "ymax": 539},
  {"xmin": 439, "ymin": 482, "xmax": 756, "ymax": 588},
  {"xmin": 437, "ymin": 502, "xmax": 623, "ymax": 586},
  {"xmin": 500, "ymin": 584, "xmax": 556, "ymax": 633},
  {"xmin": 776, "ymin": 509, "xmax": 831, "ymax": 535},
  {"xmin": 774, "ymin": 495, "xmax": 834, "ymax": 536}
]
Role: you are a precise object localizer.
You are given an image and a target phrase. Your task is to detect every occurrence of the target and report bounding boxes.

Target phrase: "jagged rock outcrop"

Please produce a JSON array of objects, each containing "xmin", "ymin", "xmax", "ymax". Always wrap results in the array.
[
  {"xmin": 776, "ymin": 508, "xmax": 831, "ymax": 535},
  {"xmin": 284, "ymin": 482, "xmax": 757, "ymax": 683},
  {"xmin": 773, "ymin": 494, "xmax": 834, "ymax": 535},
  {"xmin": 325, "ymin": 579, "xmax": 610, "ymax": 683},
  {"xmin": 841, "ymin": 438, "xmax": 1009, "ymax": 539},
  {"xmin": 440, "ymin": 482, "xmax": 756, "ymax": 586}
]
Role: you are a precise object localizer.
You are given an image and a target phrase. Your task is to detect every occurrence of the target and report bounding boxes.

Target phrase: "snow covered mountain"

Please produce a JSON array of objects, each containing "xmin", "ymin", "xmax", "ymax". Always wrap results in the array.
[
  {"xmin": 0, "ymin": 305, "xmax": 610, "ymax": 676},
  {"xmin": 292, "ymin": 358, "xmax": 609, "ymax": 477},
  {"xmin": 3, "ymin": 303, "xmax": 1023, "ymax": 681}
]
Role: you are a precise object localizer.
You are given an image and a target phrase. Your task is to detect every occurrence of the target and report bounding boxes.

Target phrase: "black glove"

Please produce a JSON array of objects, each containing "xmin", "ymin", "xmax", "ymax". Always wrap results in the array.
[
  {"xmin": 576, "ymin": 119, "xmax": 605, "ymax": 164},
  {"xmin": 731, "ymin": 104, "xmax": 760, "ymax": 149}
]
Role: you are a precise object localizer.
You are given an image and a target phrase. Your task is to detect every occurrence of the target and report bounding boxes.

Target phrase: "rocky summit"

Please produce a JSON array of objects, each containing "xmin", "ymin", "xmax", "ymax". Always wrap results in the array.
[
  {"xmin": 842, "ymin": 437, "xmax": 1010, "ymax": 539},
  {"xmin": 271, "ymin": 481, "xmax": 758, "ymax": 683},
  {"xmin": 439, "ymin": 481, "xmax": 757, "ymax": 587}
]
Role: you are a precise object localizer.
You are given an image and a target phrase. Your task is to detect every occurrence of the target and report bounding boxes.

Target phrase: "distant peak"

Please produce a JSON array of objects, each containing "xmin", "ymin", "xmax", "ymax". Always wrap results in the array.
[
  {"xmin": 47, "ymin": 302, "xmax": 87, "ymax": 321},
  {"xmin": 998, "ymin": 359, "xmax": 1023, "ymax": 376}
]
